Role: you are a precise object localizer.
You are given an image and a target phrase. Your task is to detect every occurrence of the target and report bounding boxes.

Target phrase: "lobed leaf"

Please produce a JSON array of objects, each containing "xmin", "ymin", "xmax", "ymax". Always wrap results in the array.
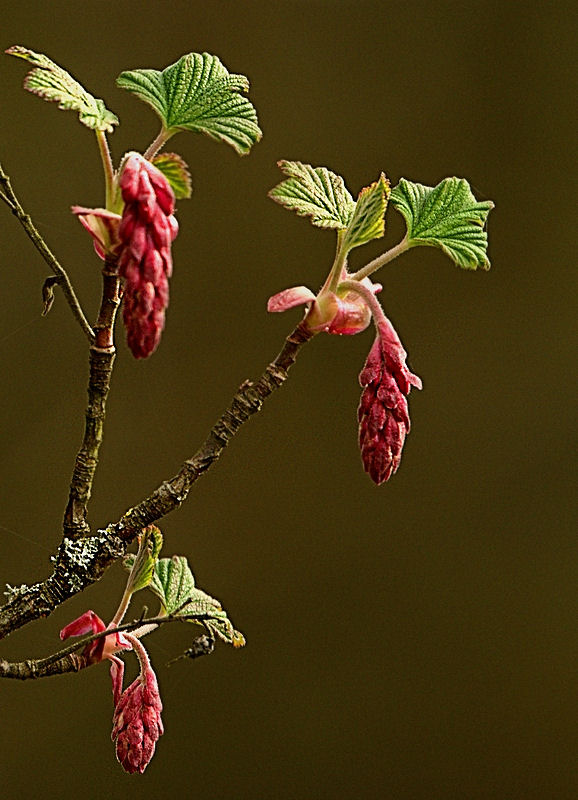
[
  {"xmin": 342, "ymin": 173, "xmax": 390, "ymax": 252},
  {"xmin": 269, "ymin": 160, "xmax": 355, "ymax": 229},
  {"xmin": 116, "ymin": 52, "xmax": 262, "ymax": 155},
  {"xmin": 390, "ymin": 177, "xmax": 494, "ymax": 270},
  {"xmin": 5, "ymin": 45, "xmax": 119, "ymax": 133}
]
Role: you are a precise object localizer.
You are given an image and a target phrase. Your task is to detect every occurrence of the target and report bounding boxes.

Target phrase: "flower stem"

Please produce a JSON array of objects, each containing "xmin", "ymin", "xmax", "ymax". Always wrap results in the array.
[
  {"xmin": 95, "ymin": 130, "xmax": 116, "ymax": 211},
  {"xmin": 124, "ymin": 633, "xmax": 152, "ymax": 674},
  {"xmin": 321, "ymin": 235, "xmax": 348, "ymax": 295},
  {"xmin": 111, "ymin": 585, "xmax": 133, "ymax": 629},
  {"xmin": 144, "ymin": 128, "xmax": 172, "ymax": 161},
  {"xmin": 350, "ymin": 237, "xmax": 410, "ymax": 282}
]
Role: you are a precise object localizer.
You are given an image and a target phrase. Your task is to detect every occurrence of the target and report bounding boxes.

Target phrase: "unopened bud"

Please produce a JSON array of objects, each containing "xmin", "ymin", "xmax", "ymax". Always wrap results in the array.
[
  {"xmin": 111, "ymin": 663, "xmax": 163, "ymax": 774},
  {"xmin": 118, "ymin": 153, "xmax": 179, "ymax": 359},
  {"xmin": 358, "ymin": 322, "xmax": 422, "ymax": 484}
]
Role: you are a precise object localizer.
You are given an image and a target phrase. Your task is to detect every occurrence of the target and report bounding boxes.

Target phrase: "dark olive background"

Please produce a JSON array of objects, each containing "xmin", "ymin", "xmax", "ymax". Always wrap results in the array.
[{"xmin": 0, "ymin": 2, "xmax": 575, "ymax": 798}]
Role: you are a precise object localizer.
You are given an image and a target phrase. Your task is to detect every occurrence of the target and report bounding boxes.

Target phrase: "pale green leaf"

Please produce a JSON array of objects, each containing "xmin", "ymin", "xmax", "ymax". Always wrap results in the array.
[
  {"xmin": 122, "ymin": 526, "xmax": 163, "ymax": 595},
  {"xmin": 116, "ymin": 53, "xmax": 262, "ymax": 155},
  {"xmin": 269, "ymin": 160, "xmax": 355, "ymax": 229},
  {"xmin": 149, "ymin": 555, "xmax": 195, "ymax": 615},
  {"xmin": 5, "ymin": 45, "xmax": 119, "ymax": 133},
  {"xmin": 152, "ymin": 152, "xmax": 192, "ymax": 199},
  {"xmin": 390, "ymin": 177, "xmax": 494, "ymax": 270},
  {"xmin": 341, "ymin": 173, "xmax": 390, "ymax": 252},
  {"xmin": 150, "ymin": 556, "xmax": 245, "ymax": 647}
]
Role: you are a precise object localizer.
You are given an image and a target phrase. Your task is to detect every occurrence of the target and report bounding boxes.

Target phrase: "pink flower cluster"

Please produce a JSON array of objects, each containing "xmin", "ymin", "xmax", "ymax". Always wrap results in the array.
[
  {"xmin": 358, "ymin": 321, "xmax": 422, "ymax": 485},
  {"xmin": 118, "ymin": 154, "xmax": 179, "ymax": 358},
  {"xmin": 60, "ymin": 611, "xmax": 163, "ymax": 774},
  {"xmin": 268, "ymin": 276, "xmax": 422, "ymax": 484},
  {"xmin": 111, "ymin": 651, "xmax": 164, "ymax": 775},
  {"xmin": 72, "ymin": 152, "xmax": 179, "ymax": 359}
]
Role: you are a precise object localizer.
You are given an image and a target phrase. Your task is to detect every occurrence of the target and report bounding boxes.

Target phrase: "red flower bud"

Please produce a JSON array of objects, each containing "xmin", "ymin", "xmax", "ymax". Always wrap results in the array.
[
  {"xmin": 118, "ymin": 153, "xmax": 179, "ymax": 359},
  {"xmin": 358, "ymin": 320, "xmax": 422, "ymax": 484},
  {"xmin": 111, "ymin": 643, "xmax": 163, "ymax": 774}
]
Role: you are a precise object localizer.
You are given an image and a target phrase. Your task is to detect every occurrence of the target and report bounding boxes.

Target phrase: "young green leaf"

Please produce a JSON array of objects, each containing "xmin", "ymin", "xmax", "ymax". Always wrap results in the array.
[
  {"xmin": 152, "ymin": 152, "xmax": 192, "ymax": 199},
  {"xmin": 122, "ymin": 526, "xmax": 163, "ymax": 595},
  {"xmin": 341, "ymin": 173, "xmax": 390, "ymax": 252},
  {"xmin": 150, "ymin": 555, "xmax": 195, "ymax": 615},
  {"xmin": 390, "ymin": 177, "xmax": 494, "ymax": 270},
  {"xmin": 116, "ymin": 53, "xmax": 262, "ymax": 156},
  {"xmin": 268, "ymin": 160, "xmax": 355, "ymax": 229},
  {"xmin": 5, "ymin": 45, "xmax": 119, "ymax": 133},
  {"xmin": 150, "ymin": 556, "xmax": 245, "ymax": 647}
]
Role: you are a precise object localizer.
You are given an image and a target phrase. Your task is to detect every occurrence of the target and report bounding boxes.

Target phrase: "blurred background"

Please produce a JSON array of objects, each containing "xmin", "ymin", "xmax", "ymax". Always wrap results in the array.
[{"xmin": 0, "ymin": 2, "xmax": 575, "ymax": 798}]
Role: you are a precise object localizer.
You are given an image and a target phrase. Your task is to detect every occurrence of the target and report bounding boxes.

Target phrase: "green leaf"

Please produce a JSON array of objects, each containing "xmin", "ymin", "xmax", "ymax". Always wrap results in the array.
[
  {"xmin": 122, "ymin": 526, "xmax": 163, "ymax": 595},
  {"xmin": 5, "ymin": 45, "xmax": 119, "ymax": 133},
  {"xmin": 341, "ymin": 173, "xmax": 390, "ymax": 252},
  {"xmin": 149, "ymin": 555, "xmax": 195, "ymax": 614},
  {"xmin": 152, "ymin": 152, "xmax": 192, "ymax": 199},
  {"xmin": 390, "ymin": 177, "xmax": 494, "ymax": 270},
  {"xmin": 268, "ymin": 160, "xmax": 355, "ymax": 229},
  {"xmin": 150, "ymin": 556, "xmax": 245, "ymax": 648},
  {"xmin": 116, "ymin": 52, "xmax": 262, "ymax": 155}
]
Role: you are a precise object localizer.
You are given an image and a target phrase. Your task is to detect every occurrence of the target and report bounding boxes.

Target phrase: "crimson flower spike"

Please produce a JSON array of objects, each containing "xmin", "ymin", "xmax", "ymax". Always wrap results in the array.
[
  {"xmin": 268, "ymin": 273, "xmax": 421, "ymax": 484},
  {"xmin": 118, "ymin": 153, "xmax": 179, "ymax": 359},
  {"xmin": 357, "ymin": 312, "xmax": 422, "ymax": 485},
  {"xmin": 111, "ymin": 634, "xmax": 164, "ymax": 775},
  {"xmin": 72, "ymin": 152, "xmax": 179, "ymax": 359}
]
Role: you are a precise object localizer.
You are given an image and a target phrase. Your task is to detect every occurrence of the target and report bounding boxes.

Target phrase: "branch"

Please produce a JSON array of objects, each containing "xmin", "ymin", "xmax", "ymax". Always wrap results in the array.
[
  {"xmin": 0, "ymin": 162, "xmax": 95, "ymax": 343},
  {"xmin": 63, "ymin": 256, "xmax": 121, "ymax": 539},
  {"xmin": 0, "ymin": 612, "xmax": 216, "ymax": 680},
  {"xmin": 0, "ymin": 321, "xmax": 314, "ymax": 640},
  {"xmin": 109, "ymin": 321, "xmax": 315, "ymax": 539}
]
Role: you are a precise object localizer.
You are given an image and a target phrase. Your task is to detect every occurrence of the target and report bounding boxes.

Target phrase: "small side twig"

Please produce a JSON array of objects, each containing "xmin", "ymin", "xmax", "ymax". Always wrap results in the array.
[{"xmin": 0, "ymin": 162, "xmax": 94, "ymax": 343}]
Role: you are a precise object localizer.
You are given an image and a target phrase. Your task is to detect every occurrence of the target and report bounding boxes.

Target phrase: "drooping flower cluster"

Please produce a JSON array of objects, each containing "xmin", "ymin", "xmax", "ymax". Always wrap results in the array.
[
  {"xmin": 358, "ymin": 320, "xmax": 422, "ymax": 485},
  {"xmin": 268, "ymin": 275, "xmax": 421, "ymax": 484},
  {"xmin": 72, "ymin": 152, "xmax": 179, "ymax": 359},
  {"xmin": 118, "ymin": 153, "xmax": 179, "ymax": 358},
  {"xmin": 110, "ymin": 640, "xmax": 164, "ymax": 775},
  {"xmin": 61, "ymin": 611, "xmax": 163, "ymax": 775}
]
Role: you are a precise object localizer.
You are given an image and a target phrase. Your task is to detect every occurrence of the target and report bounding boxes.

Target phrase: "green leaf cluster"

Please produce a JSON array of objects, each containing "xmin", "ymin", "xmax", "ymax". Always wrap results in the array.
[
  {"xmin": 124, "ymin": 538, "xmax": 244, "ymax": 649},
  {"xmin": 270, "ymin": 161, "xmax": 493, "ymax": 270},
  {"xmin": 116, "ymin": 52, "xmax": 262, "ymax": 156},
  {"xmin": 5, "ymin": 45, "xmax": 118, "ymax": 133}
]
